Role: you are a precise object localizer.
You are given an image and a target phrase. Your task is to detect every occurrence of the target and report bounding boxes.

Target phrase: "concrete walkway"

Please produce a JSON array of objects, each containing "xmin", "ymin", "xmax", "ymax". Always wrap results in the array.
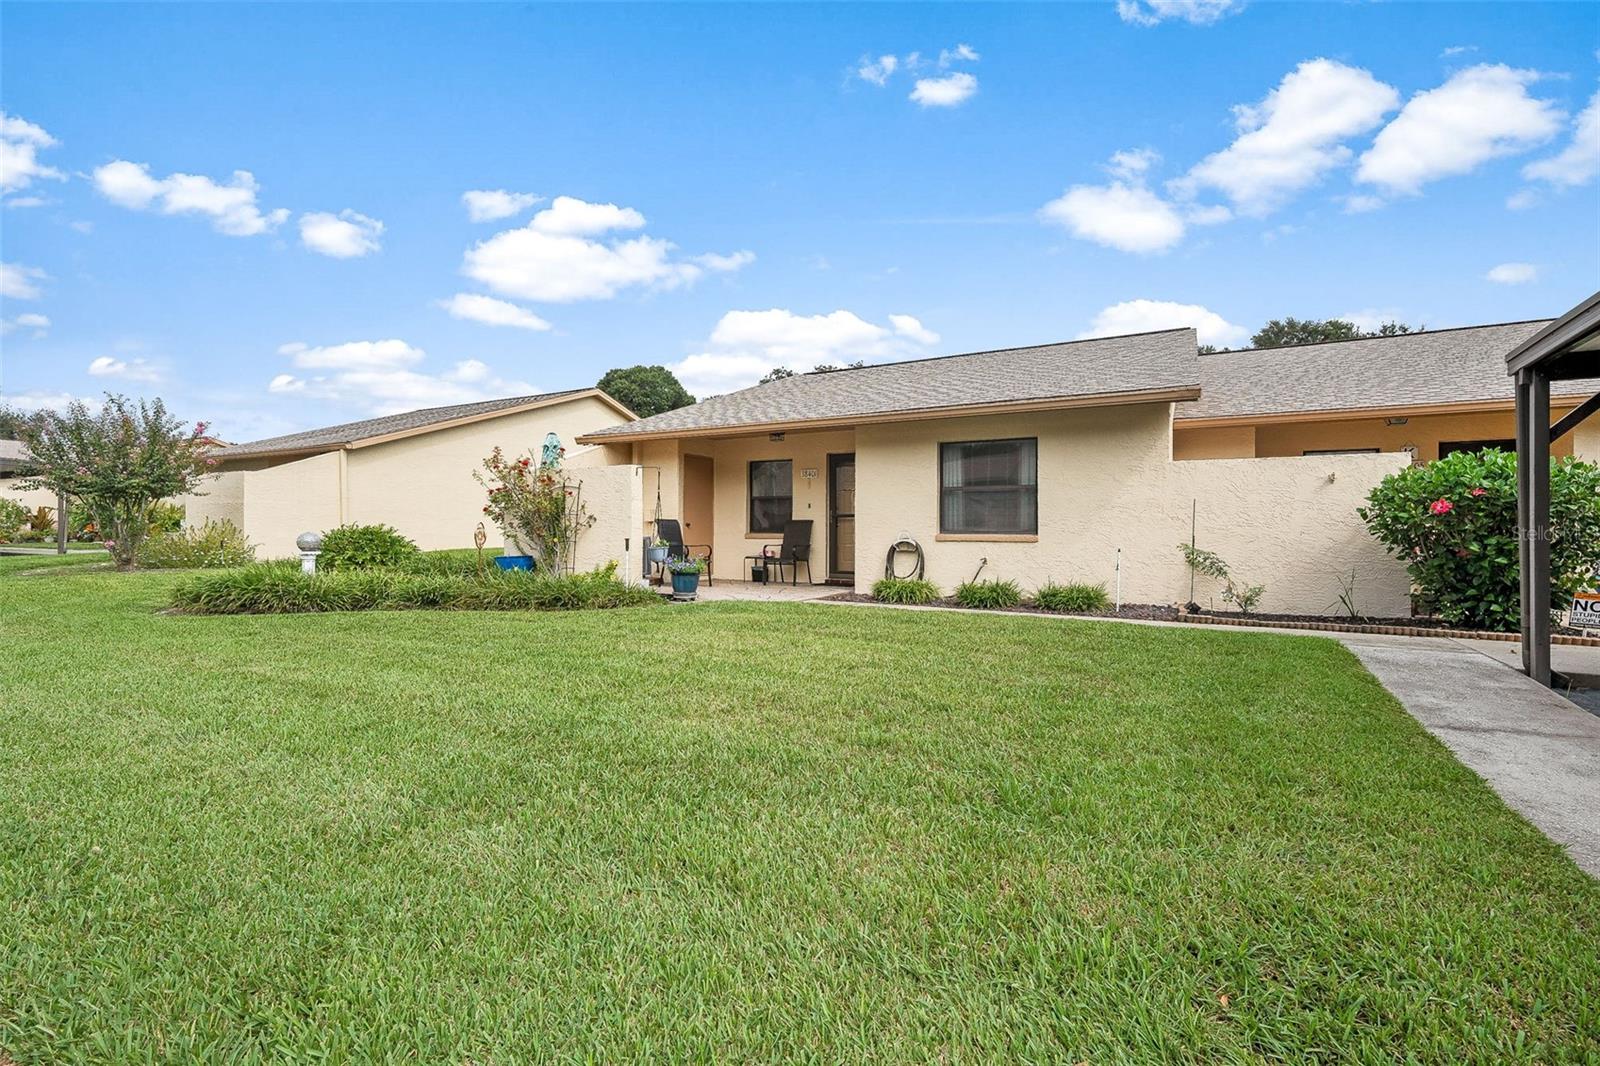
[{"xmin": 1342, "ymin": 634, "xmax": 1600, "ymax": 877}]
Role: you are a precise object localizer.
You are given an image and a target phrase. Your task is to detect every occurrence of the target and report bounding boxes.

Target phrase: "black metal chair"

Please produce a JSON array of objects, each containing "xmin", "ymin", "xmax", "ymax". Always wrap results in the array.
[
  {"xmin": 751, "ymin": 519, "xmax": 812, "ymax": 585},
  {"xmin": 655, "ymin": 518, "xmax": 711, "ymax": 586}
]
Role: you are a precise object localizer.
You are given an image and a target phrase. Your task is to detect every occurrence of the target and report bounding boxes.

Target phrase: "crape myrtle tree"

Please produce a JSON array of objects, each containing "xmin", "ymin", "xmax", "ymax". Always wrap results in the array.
[{"xmin": 17, "ymin": 395, "xmax": 216, "ymax": 569}]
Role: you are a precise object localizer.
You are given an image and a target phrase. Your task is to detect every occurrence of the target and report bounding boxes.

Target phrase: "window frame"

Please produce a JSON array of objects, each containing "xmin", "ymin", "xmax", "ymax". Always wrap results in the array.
[
  {"xmin": 938, "ymin": 437, "xmax": 1039, "ymax": 536},
  {"xmin": 747, "ymin": 458, "xmax": 793, "ymax": 535}
]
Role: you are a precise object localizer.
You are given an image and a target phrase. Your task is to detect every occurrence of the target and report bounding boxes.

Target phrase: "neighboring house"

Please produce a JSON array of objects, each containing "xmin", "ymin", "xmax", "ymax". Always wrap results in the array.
[
  {"xmin": 0, "ymin": 440, "xmax": 57, "ymax": 515},
  {"xmin": 1175, "ymin": 320, "xmax": 1600, "ymax": 462},
  {"xmin": 192, "ymin": 389, "xmax": 637, "ymax": 556},
  {"xmin": 573, "ymin": 319, "xmax": 1600, "ymax": 617}
]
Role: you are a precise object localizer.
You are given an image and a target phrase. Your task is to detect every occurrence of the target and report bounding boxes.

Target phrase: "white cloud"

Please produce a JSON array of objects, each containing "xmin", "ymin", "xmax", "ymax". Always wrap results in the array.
[
  {"xmin": 0, "ymin": 390, "xmax": 94, "ymax": 415},
  {"xmin": 529, "ymin": 195, "xmax": 645, "ymax": 236},
  {"xmin": 1520, "ymin": 88, "xmax": 1600, "ymax": 188},
  {"xmin": 92, "ymin": 160, "xmax": 290, "ymax": 236},
  {"xmin": 669, "ymin": 308, "xmax": 939, "ymax": 396},
  {"xmin": 438, "ymin": 292, "xmax": 553, "ymax": 332},
  {"xmin": 1175, "ymin": 59, "xmax": 1399, "ymax": 215},
  {"xmin": 462, "ymin": 195, "xmax": 746, "ymax": 303},
  {"xmin": 1486, "ymin": 262, "xmax": 1538, "ymax": 284},
  {"xmin": 1505, "ymin": 189, "xmax": 1541, "ymax": 211},
  {"xmin": 695, "ymin": 250, "xmax": 756, "ymax": 272},
  {"xmin": 889, "ymin": 313, "xmax": 939, "ymax": 345},
  {"xmin": 0, "ymin": 111, "xmax": 64, "ymax": 197},
  {"xmin": 1040, "ymin": 174, "xmax": 1186, "ymax": 254},
  {"xmin": 1342, "ymin": 193, "xmax": 1387, "ymax": 214},
  {"xmin": 910, "ymin": 72, "xmax": 978, "ymax": 108},
  {"xmin": 269, "ymin": 339, "xmax": 538, "ymax": 415},
  {"xmin": 87, "ymin": 355, "xmax": 160, "ymax": 382},
  {"xmin": 1077, "ymin": 299, "xmax": 1247, "ymax": 348},
  {"xmin": 939, "ymin": 43, "xmax": 980, "ymax": 67},
  {"xmin": 857, "ymin": 54, "xmax": 899, "ymax": 86},
  {"xmin": 1356, "ymin": 65, "xmax": 1563, "ymax": 196},
  {"xmin": 1, "ymin": 262, "xmax": 47, "ymax": 300},
  {"xmin": 1441, "ymin": 45, "xmax": 1477, "ymax": 59},
  {"xmin": 1116, "ymin": 0, "xmax": 1244, "ymax": 27},
  {"xmin": 462, "ymin": 189, "xmax": 543, "ymax": 222},
  {"xmin": 298, "ymin": 210, "xmax": 383, "ymax": 258},
  {"xmin": 0, "ymin": 312, "xmax": 50, "ymax": 337},
  {"xmin": 1107, "ymin": 148, "xmax": 1160, "ymax": 179},
  {"xmin": 1340, "ymin": 307, "xmax": 1410, "ymax": 333}
]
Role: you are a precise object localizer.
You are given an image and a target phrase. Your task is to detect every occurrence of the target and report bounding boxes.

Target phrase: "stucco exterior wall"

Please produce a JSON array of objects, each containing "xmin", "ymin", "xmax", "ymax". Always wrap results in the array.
[
  {"xmin": 1177, "ymin": 404, "xmax": 1586, "ymax": 463},
  {"xmin": 852, "ymin": 404, "xmax": 1414, "ymax": 616},
  {"xmin": 176, "ymin": 470, "xmax": 247, "ymax": 530},
  {"xmin": 341, "ymin": 394, "xmax": 629, "ymax": 550},
  {"xmin": 0, "ymin": 480, "xmax": 59, "ymax": 515},
  {"xmin": 1172, "ymin": 424, "xmax": 1256, "ymax": 459},
  {"xmin": 242, "ymin": 451, "xmax": 344, "ymax": 559},
  {"xmin": 1572, "ymin": 417, "xmax": 1600, "ymax": 462}
]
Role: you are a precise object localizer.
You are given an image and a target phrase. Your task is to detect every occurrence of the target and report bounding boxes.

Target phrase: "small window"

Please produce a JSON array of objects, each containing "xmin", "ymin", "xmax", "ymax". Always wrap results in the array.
[
  {"xmin": 748, "ymin": 459, "xmax": 792, "ymax": 534},
  {"xmin": 940, "ymin": 438, "xmax": 1038, "ymax": 535},
  {"xmin": 1440, "ymin": 439, "xmax": 1515, "ymax": 458}
]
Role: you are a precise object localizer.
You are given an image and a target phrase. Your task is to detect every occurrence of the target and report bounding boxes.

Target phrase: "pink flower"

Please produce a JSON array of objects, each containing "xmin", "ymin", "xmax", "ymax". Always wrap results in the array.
[
  {"xmin": 204, "ymin": 457, "xmax": 218, "ymax": 466},
  {"xmin": 1429, "ymin": 498, "xmax": 1454, "ymax": 515},
  {"xmin": 1470, "ymin": 487, "xmax": 1487, "ymax": 497}
]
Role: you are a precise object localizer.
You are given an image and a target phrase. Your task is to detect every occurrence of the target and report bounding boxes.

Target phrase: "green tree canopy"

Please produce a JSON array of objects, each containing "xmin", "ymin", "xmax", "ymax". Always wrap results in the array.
[
  {"xmin": 595, "ymin": 365, "xmax": 696, "ymax": 418},
  {"xmin": 1250, "ymin": 317, "xmax": 1418, "ymax": 350}
]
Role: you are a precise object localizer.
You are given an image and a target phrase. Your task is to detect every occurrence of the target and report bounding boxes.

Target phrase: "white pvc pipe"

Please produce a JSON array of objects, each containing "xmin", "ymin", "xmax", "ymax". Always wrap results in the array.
[{"xmin": 1115, "ymin": 547, "xmax": 1122, "ymax": 612}]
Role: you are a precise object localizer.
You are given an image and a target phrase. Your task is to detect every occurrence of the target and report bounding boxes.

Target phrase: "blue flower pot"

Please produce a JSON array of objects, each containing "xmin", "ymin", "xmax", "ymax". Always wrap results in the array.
[
  {"xmin": 670, "ymin": 570, "xmax": 701, "ymax": 599},
  {"xmin": 494, "ymin": 555, "xmax": 534, "ymax": 572}
]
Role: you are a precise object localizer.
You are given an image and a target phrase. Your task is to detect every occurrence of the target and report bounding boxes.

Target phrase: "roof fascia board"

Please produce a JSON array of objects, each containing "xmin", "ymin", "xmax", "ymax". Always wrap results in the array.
[{"xmin": 1175, "ymin": 392, "xmax": 1598, "ymax": 429}]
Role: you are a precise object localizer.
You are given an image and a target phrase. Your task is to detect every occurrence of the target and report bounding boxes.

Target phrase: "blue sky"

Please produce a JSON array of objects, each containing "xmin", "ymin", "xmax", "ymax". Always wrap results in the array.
[{"xmin": 2, "ymin": 1, "xmax": 1597, "ymax": 442}]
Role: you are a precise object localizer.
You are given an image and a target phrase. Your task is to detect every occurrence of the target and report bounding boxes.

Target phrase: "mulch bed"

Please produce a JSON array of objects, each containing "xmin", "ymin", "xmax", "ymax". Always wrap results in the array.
[{"xmin": 823, "ymin": 592, "xmax": 1600, "ymax": 646}]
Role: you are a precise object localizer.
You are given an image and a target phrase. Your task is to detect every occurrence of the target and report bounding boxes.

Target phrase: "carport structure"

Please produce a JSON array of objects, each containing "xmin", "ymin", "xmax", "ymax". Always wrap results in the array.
[{"xmin": 1508, "ymin": 290, "xmax": 1600, "ymax": 686}]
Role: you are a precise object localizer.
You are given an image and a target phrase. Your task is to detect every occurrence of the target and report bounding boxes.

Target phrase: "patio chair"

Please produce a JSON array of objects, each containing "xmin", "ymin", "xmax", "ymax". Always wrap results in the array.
[
  {"xmin": 655, "ymin": 518, "xmax": 712, "ymax": 586},
  {"xmin": 750, "ymin": 519, "xmax": 812, "ymax": 585}
]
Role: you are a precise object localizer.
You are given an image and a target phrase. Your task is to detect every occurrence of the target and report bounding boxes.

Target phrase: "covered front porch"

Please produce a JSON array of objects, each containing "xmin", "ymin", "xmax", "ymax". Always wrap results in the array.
[{"xmin": 624, "ymin": 426, "xmax": 859, "ymax": 588}]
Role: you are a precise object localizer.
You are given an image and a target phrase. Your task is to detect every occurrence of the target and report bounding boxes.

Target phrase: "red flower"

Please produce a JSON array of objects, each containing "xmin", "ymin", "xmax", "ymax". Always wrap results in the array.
[
  {"xmin": 1470, "ymin": 487, "xmax": 1487, "ymax": 497},
  {"xmin": 1429, "ymin": 498, "xmax": 1454, "ymax": 515}
]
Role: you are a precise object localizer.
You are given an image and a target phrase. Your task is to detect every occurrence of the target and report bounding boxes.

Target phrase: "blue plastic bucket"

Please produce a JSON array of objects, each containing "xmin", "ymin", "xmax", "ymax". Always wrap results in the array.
[{"xmin": 494, "ymin": 555, "xmax": 534, "ymax": 572}]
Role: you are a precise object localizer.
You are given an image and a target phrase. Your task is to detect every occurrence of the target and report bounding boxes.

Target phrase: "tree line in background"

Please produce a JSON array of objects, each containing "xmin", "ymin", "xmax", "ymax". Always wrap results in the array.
[{"xmin": 1201, "ymin": 316, "xmax": 1422, "ymax": 354}]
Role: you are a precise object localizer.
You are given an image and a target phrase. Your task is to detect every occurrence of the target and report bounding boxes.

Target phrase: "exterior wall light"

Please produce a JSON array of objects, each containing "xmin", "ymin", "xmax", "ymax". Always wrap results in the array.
[
  {"xmin": 296, "ymin": 531, "xmax": 323, "ymax": 574},
  {"xmin": 1384, "ymin": 417, "xmax": 1409, "ymax": 426}
]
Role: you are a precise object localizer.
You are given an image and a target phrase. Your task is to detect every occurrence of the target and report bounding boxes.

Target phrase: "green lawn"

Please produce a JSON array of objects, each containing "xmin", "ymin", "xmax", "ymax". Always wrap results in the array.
[{"xmin": 2, "ymin": 570, "xmax": 1597, "ymax": 1062}]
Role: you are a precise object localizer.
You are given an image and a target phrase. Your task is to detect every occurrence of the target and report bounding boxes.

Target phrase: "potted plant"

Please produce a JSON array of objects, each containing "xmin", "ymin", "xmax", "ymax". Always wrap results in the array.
[
  {"xmin": 646, "ymin": 536, "xmax": 670, "ymax": 565},
  {"xmin": 667, "ymin": 555, "xmax": 704, "ymax": 600}
]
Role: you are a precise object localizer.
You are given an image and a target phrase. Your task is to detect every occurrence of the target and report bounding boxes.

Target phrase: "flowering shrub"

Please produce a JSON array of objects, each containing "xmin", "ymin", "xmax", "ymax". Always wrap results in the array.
[
  {"xmin": 318, "ymin": 524, "xmax": 420, "ymax": 571},
  {"xmin": 14, "ymin": 395, "xmax": 215, "ymax": 569},
  {"xmin": 666, "ymin": 556, "xmax": 705, "ymax": 574},
  {"xmin": 136, "ymin": 519, "xmax": 256, "ymax": 569},
  {"xmin": 1359, "ymin": 448, "xmax": 1600, "ymax": 630},
  {"xmin": 474, "ymin": 447, "xmax": 584, "ymax": 574}
]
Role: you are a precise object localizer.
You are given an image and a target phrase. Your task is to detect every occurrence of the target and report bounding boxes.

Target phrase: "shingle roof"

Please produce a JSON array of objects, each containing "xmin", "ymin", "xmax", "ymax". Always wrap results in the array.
[
  {"xmin": 579, "ymin": 329, "xmax": 1202, "ymax": 441},
  {"xmin": 0, "ymin": 439, "xmax": 32, "ymax": 474},
  {"xmin": 1181, "ymin": 320, "xmax": 1600, "ymax": 422},
  {"xmin": 218, "ymin": 389, "xmax": 596, "ymax": 459}
]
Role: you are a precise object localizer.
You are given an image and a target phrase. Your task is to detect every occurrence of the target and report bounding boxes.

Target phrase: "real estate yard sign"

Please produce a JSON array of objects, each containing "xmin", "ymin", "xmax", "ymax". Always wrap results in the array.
[{"xmin": 1571, "ymin": 577, "xmax": 1600, "ymax": 631}]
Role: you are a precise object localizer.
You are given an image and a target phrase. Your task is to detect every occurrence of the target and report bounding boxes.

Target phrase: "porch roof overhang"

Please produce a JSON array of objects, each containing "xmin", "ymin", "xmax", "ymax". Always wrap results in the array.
[
  {"xmin": 575, "ymin": 385, "xmax": 1201, "ymax": 445},
  {"xmin": 1509, "ymin": 290, "xmax": 1600, "ymax": 688},
  {"xmin": 1174, "ymin": 393, "xmax": 1599, "ymax": 430}
]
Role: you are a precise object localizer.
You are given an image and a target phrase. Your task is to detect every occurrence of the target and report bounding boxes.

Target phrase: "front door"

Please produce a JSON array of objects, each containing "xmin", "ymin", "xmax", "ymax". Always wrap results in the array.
[
  {"xmin": 682, "ymin": 454, "xmax": 715, "ymax": 547},
  {"xmin": 828, "ymin": 453, "xmax": 855, "ymax": 580}
]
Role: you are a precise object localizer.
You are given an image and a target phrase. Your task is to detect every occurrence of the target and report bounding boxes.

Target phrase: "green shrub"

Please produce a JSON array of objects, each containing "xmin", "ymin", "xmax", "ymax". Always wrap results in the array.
[
  {"xmin": 318, "ymin": 524, "xmax": 420, "ymax": 571},
  {"xmin": 146, "ymin": 501, "xmax": 186, "ymax": 535},
  {"xmin": 1034, "ymin": 581, "xmax": 1109, "ymax": 613},
  {"xmin": 136, "ymin": 519, "xmax": 256, "ymax": 569},
  {"xmin": 871, "ymin": 577, "xmax": 940, "ymax": 605},
  {"xmin": 0, "ymin": 497, "xmax": 26, "ymax": 540},
  {"xmin": 170, "ymin": 562, "xmax": 661, "ymax": 614},
  {"xmin": 403, "ymin": 547, "xmax": 502, "ymax": 577},
  {"xmin": 1359, "ymin": 449, "xmax": 1600, "ymax": 630},
  {"xmin": 954, "ymin": 578, "xmax": 1022, "ymax": 610}
]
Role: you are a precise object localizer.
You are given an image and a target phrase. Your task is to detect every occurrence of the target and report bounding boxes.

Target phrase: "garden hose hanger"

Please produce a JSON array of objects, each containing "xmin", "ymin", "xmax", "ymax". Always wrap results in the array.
[{"xmin": 885, "ymin": 536, "xmax": 924, "ymax": 580}]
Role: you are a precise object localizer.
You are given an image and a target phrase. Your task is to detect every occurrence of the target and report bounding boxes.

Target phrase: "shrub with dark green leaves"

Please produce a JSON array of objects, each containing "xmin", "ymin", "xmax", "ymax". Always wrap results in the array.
[
  {"xmin": 1359, "ymin": 449, "xmax": 1600, "ymax": 630},
  {"xmin": 170, "ymin": 561, "xmax": 661, "ymax": 614},
  {"xmin": 954, "ymin": 578, "xmax": 1022, "ymax": 610},
  {"xmin": 1034, "ymin": 581, "xmax": 1109, "ymax": 613},
  {"xmin": 146, "ymin": 501, "xmax": 186, "ymax": 535},
  {"xmin": 317, "ymin": 524, "xmax": 420, "ymax": 571},
  {"xmin": 871, "ymin": 577, "xmax": 940, "ymax": 605},
  {"xmin": 136, "ymin": 519, "xmax": 256, "ymax": 569}
]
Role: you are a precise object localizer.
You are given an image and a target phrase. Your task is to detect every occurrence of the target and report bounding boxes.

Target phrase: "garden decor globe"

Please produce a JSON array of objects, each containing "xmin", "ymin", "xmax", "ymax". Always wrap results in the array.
[{"xmin": 296, "ymin": 531, "xmax": 323, "ymax": 553}]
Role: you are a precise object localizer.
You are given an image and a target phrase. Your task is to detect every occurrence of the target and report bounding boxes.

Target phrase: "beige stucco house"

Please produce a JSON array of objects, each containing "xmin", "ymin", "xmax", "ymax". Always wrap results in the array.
[
  {"xmin": 571, "ymin": 319, "xmax": 1599, "ymax": 618},
  {"xmin": 192, "ymin": 388, "xmax": 637, "ymax": 556}
]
